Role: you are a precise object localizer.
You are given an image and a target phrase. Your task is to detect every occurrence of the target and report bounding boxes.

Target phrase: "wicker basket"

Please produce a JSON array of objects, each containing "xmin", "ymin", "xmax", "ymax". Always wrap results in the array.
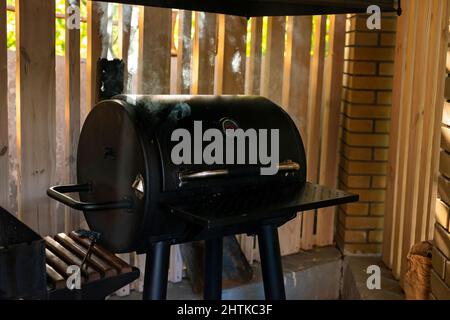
[{"xmin": 403, "ymin": 241, "xmax": 433, "ymax": 300}]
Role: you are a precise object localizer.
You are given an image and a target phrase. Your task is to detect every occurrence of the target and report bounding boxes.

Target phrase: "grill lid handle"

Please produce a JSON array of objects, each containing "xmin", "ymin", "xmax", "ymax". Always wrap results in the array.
[
  {"xmin": 178, "ymin": 160, "xmax": 301, "ymax": 184},
  {"xmin": 47, "ymin": 183, "xmax": 133, "ymax": 212}
]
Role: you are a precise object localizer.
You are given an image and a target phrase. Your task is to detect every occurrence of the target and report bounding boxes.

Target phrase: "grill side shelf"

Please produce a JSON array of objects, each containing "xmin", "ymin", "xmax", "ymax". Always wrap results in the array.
[{"xmin": 163, "ymin": 182, "xmax": 359, "ymax": 229}]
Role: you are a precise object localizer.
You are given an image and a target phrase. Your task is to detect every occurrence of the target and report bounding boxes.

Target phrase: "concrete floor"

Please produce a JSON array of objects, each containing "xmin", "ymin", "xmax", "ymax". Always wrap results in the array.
[
  {"xmin": 109, "ymin": 246, "xmax": 404, "ymax": 300},
  {"xmin": 341, "ymin": 256, "xmax": 404, "ymax": 300}
]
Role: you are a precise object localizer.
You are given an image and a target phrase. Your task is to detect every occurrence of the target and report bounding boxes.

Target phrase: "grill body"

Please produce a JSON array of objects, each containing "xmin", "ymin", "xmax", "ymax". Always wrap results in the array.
[{"xmin": 76, "ymin": 95, "xmax": 306, "ymax": 253}]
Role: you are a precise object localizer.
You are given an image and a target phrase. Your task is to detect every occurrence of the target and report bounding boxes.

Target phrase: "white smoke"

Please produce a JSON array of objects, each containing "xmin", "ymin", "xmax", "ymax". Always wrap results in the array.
[
  {"xmin": 231, "ymin": 51, "xmax": 242, "ymax": 73},
  {"xmin": 96, "ymin": 3, "xmax": 114, "ymax": 59},
  {"xmin": 126, "ymin": 6, "xmax": 139, "ymax": 93},
  {"xmin": 198, "ymin": 12, "xmax": 206, "ymax": 39},
  {"xmin": 121, "ymin": 4, "xmax": 133, "ymax": 35}
]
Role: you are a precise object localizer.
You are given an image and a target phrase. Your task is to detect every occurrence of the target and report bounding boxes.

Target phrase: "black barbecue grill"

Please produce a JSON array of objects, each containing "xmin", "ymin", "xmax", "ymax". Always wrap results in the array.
[{"xmin": 47, "ymin": 95, "xmax": 358, "ymax": 300}]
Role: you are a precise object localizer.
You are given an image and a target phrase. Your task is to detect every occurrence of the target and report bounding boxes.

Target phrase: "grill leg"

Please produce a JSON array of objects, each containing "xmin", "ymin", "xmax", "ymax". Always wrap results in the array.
[
  {"xmin": 142, "ymin": 241, "xmax": 170, "ymax": 300},
  {"xmin": 203, "ymin": 237, "xmax": 223, "ymax": 300},
  {"xmin": 258, "ymin": 225, "xmax": 286, "ymax": 300}
]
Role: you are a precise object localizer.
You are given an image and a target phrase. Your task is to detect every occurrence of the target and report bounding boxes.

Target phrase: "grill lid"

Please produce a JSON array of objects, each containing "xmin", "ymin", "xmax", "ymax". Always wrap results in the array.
[{"xmin": 115, "ymin": 95, "xmax": 307, "ymax": 192}]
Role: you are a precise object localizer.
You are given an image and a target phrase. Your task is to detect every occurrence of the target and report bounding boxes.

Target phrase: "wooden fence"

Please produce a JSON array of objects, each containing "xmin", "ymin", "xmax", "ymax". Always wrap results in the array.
[
  {"xmin": 382, "ymin": 0, "xmax": 450, "ymax": 281},
  {"xmin": 0, "ymin": 0, "xmax": 346, "ymax": 290}
]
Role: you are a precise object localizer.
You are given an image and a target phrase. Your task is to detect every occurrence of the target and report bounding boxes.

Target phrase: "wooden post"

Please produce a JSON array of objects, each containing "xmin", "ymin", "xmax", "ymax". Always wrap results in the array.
[
  {"xmin": 301, "ymin": 16, "xmax": 327, "ymax": 250},
  {"xmin": 246, "ymin": 17, "xmax": 263, "ymax": 95},
  {"xmin": 15, "ymin": 0, "xmax": 56, "ymax": 235},
  {"xmin": 64, "ymin": 0, "xmax": 81, "ymax": 233},
  {"xmin": 137, "ymin": 7, "xmax": 172, "ymax": 94},
  {"xmin": 0, "ymin": 0, "xmax": 8, "ymax": 211},
  {"xmin": 261, "ymin": 17, "xmax": 286, "ymax": 106},
  {"xmin": 316, "ymin": 15, "xmax": 346, "ymax": 246},
  {"xmin": 215, "ymin": 14, "xmax": 247, "ymax": 94},
  {"xmin": 176, "ymin": 10, "xmax": 192, "ymax": 94}
]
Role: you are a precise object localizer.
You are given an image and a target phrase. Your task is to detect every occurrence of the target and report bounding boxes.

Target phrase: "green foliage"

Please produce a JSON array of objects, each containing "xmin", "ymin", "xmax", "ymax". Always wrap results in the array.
[
  {"xmin": 6, "ymin": 0, "xmax": 15, "ymax": 50},
  {"xmin": 55, "ymin": 12, "xmax": 66, "ymax": 56},
  {"xmin": 6, "ymin": 0, "xmax": 89, "ymax": 58}
]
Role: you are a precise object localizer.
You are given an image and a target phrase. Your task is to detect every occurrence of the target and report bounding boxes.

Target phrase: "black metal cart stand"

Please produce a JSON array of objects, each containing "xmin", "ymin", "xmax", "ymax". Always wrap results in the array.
[
  {"xmin": 141, "ymin": 227, "xmax": 286, "ymax": 301},
  {"xmin": 141, "ymin": 182, "xmax": 358, "ymax": 301}
]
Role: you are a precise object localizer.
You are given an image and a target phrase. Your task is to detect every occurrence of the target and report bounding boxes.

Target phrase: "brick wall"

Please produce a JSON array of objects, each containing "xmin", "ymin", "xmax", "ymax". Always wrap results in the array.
[{"xmin": 337, "ymin": 13, "xmax": 397, "ymax": 255}]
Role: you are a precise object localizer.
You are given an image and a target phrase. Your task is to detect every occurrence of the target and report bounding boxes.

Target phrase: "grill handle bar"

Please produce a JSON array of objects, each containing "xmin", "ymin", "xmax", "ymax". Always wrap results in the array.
[
  {"xmin": 47, "ymin": 183, "xmax": 133, "ymax": 212},
  {"xmin": 179, "ymin": 160, "xmax": 300, "ymax": 184}
]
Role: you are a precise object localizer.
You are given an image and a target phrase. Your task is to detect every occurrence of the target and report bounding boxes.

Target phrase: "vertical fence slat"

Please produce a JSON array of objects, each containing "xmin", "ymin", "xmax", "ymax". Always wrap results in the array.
[
  {"xmin": 215, "ymin": 13, "xmax": 249, "ymax": 258},
  {"xmin": 415, "ymin": 0, "xmax": 443, "ymax": 244},
  {"xmin": 100, "ymin": 3, "xmax": 113, "ymax": 59},
  {"xmin": 118, "ymin": 4, "xmax": 132, "ymax": 60},
  {"xmin": 191, "ymin": 12, "xmax": 216, "ymax": 94},
  {"xmin": 216, "ymin": 14, "xmax": 246, "ymax": 94},
  {"xmin": 16, "ymin": 0, "xmax": 56, "ymax": 235},
  {"xmin": 282, "ymin": 16, "xmax": 312, "ymax": 139},
  {"xmin": 176, "ymin": 10, "xmax": 192, "ymax": 94},
  {"xmin": 278, "ymin": 16, "xmax": 312, "ymax": 255},
  {"xmin": 0, "ymin": 0, "xmax": 8, "ymax": 210},
  {"xmin": 118, "ymin": 4, "xmax": 132, "ymax": 86},
  {"xmin": 135, "ymin": 6, "xmax": 172, "ymax": 291},
  {"xmin": 87, "ymin": 1, "xmax": 102, "ymax": 110},
  {"xmin": 261, "ymin": 17, "xmax": 286, "ymax": 105},
  {"xmin": 246, "ymin": 17, "xmax": 262, "ymax": 95},
  {"xmin": 399, "ymin": 0, "xmax": 431, "ymax": 279},
  {"xmin": 168, "ymin": 245, "xmax": 183, "ymax": 283},
  {"xmin": 171, "ymin": 9, "xmax": 192, "ymax": 281},
  {"xmin": 138, "ymin": 7, "xmax": 172, "ymax": 94},
  {"xmin": 391, "ymin": 2, "xmax": 418, "ymax": 278},
  {"xmin": 64, "ymin": 0, "xmax": 81, "ymax": 233},
  {"xmin": 382, "ymin": 5, "xmax": 411, "ymax": 269},
  {"xmin": 301, "ymin": 16, "xmax": 327, "ymax": 250},
  {"xmin": 316, "ymin": 15, "xmax": 346, "ymax": 246},
  {"xmin": 306, "ymin": 16, "xmax": 327, "ymax": 187},
  {"xmin": 113, "ymin": 4, "xmax": 135, "ymax": 294},
  {"xmin": 240, "ymin": 17, "xmax": 263, "ymax": 262}
]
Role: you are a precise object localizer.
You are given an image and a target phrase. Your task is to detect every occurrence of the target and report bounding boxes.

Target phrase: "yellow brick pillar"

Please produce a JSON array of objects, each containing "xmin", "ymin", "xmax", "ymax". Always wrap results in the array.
[{"xmin": 337, "ymin": 13, "xmax": 397, "ymax": 255}]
